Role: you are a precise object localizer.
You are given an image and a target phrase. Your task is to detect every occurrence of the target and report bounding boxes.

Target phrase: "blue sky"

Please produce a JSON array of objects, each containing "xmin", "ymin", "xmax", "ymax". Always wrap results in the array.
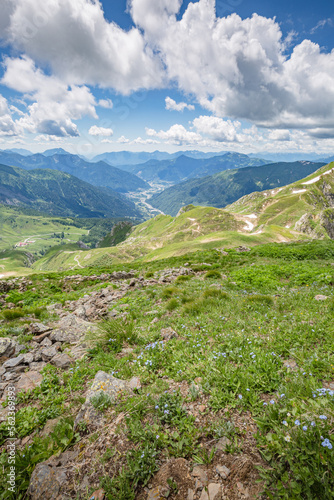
[{"xmin": 0, "ymin": 0, "xmax": 333, "ymax": 156}]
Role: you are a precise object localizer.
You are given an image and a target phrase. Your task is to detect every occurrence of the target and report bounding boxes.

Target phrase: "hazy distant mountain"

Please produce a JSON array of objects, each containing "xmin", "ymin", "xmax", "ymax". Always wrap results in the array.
[
  {"xmin": 124, "ymin": 152, "xmax": 266, "ymax": 183},
  {"xmin": 248, "ymin": 152, "xmax": 331, "ymax": 163},
  {"xmin": 0, "ymin": 164, "xmax": 141, "ymax": 218},
  {"xmin": 92, "ymin": 150, "xmax": 226, "ymax": 166},
  {"xmin": 42, "ymin": 148, "xmax": 69, "ymax": 156},
  {"xmin": 149, "ymin": 161, "xmax": 326, "ymax": 215},
  {"xmin": 2, "ymin": 148, "xmax": 32, "ymax": 156},
  {"xmin": 0, "ymin": 151, "xmax": 148, "ymax": 193}
]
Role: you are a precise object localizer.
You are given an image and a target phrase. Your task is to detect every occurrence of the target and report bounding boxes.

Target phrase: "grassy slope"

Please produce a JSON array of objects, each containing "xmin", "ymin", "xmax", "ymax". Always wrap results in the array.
[{"xmin": 149, "ymin": 161, "xmax": 325, "ymax": 216}]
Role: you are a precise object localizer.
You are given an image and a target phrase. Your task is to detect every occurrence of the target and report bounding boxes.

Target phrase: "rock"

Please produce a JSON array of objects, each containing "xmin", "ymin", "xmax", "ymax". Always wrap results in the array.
[
  {"xmin": 315, "ymin": 295, "xmax": 329, "ymax": 301},
  {"xmin": 74, "ymin": 371, "xmax": 133, "ymax": 429},
  {"xmin": 49, "ymin": 329, "xmax": 79, "ymax": 343},
  {"xmin": 27, "ymin": 463, "xmax": 67, "ymax": 500},
  {"xmin": 216, "ymin": 437, "xmax": 231, "ymax": 452},
  {"xmin": 236, "ymin": 246, "xmax": 251, "ymax": 253},
  {"xmin": 22, "ymin": 352, "xmax": 34, "ymax": 364},
  {"xmin": 151, "ymin": 317, "xmax": 159, "ymax": 324},
  {"xmin": 161, "ymin": 327, "xmax": 178, "ymax": 341},
  {"xmin": 216, "ymin": 465, "xmax": 230, "ymax": 479},
  {"xmin": 198, "ymin": 405, "xmax": 206, "ymax": 412},
  {"xmin": 33, "ymin": 332, "xmax": 52, "ymax": 343},
  {"xmin": 187, "ymin": 489, "xmax": 195, "ymax": 500},
  {"xmin": 147, "ymin": 486, "xmax": 169, "ymax": 499},
  {"xmin": 40, "ymin": 418, "xmax": 61, "ymax": 437},
  {"xmin": 29, "ymin": 362, "xmax": 47, "ymax": 372},
  {"xmin": 51, "ymin": 353, "xmax": 74, "ymax": 370},
  {"xmin": 128, "ymin": 377, "xmax": 141, "ymax": 390},
  {"xmin": 14, "ymin": 344, "xmax": 26, "ymax": 355},
  {"xmin": 41, "ymin": 346, "xmax": 59, "ymax": 361},
  {"xmin": 0, "ymin": 338, "xmax": 15, "ymax": 360},
  {"xmin": 192, "ymin": 466, "xmax": 208, "ymax": 486},
  {"xmin": 89, "ymin": 489, "xmax": 105, "ymax": 500},
  {"xmin": 40, "ymin": 337, "xmax": 52, "ymax": 347},
  {"xmin": 236, "ymin": 482, "xmax": 249, "ymax": 498},
  {"xmin": 73, "ymin": 305, "xmax": 86, "ymax": 319},
  {"xmin": 3, "ymin": 355, "xmax": 25, "ymax": 369},
  {"xmin": 200, "ymin": 483, "xmax": 222, "ymax": 500},
  {"xmin": 29, "ymin": 323, "xmax": 51, "ymax": 334},
  {"xmin": 16, "ymin": 371, "xmax": 43, "ymax": 392}
]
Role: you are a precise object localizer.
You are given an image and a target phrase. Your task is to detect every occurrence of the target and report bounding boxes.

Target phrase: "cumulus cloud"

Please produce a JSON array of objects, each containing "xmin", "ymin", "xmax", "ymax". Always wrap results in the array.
[
  {"xmin": 89, "ymin": 125, "xmax": 114, "ymax": 137},
  {"xmin": 0, "ymin": 94, "xmax": 18, "ymax": 136},
  {"xmin": 1, "ymin": 0, "xmax": 163, "ymax": 93},
  {"xmin": 193, "ymin": 116, "xmax": 241, "ymax": 142},
  {"xmin": 165, "ymin": 97, "xmax": 195, "ymax": 112},
  {"xmin": 146, "ymin": 124, "xmax": 202, "ymax": 145},
  {"xmin": 1, "ymin": 56, "xmax": 97, "ymax": 137}
]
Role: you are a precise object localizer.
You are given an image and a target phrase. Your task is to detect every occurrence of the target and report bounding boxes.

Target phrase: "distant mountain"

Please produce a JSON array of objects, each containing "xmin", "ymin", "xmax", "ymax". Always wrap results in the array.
[
  {"xmin": 2, "ymin": 148, "xmax": 32, "ymax": 156},
  {"xmin": 42, "ymin": 148, "xmax": 69, "ymax": 156},
  {"xmin": 149, "ymin": 161, "xmax": 326, "ymax": 216},
  {"xmin": 92, "ymin": 150, "xmax": 226, "ymax": 166},
  {"xmin": 0, "ymin": 164, "xmax": 141, "ymax": 218},
  {"xmin": 247, "ymin": 152, "xmax": 330, "ymax": 163},
  {"xmin": 123, "ymin": 152, "xmax": 266, "ymax": 183},
  {"xmin": 0, "ymin": 151, "xmax": 148, "ymax": 193}
]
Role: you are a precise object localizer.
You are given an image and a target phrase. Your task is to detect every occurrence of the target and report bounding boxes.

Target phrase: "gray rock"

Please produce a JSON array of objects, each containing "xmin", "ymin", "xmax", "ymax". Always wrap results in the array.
[
  {"xmin": 41, "ymin": 346, "xmax": 59, "ymax": 361},
  {"xmin": 216, "ymin": 465, "xmax": 230, "ymax": 479},
  {"xmin": 29, "ymin": 362, "xmax": 47, "ymax": 372},
  {"xmin": 147, "ymin": 486, "xmax": 170, "ymax": 500},
  {"xmin": 315, "ymin": 295, "xmax": 329, "ymax": 301},
  {"xmin": 22, "ymin": 352, "xmax": 34, "ymax": 364},
  {"xmin": 74, "ymin": 371, "xmax": 133, "ymax": 429},
  {"xmin": 29, "ymin": 323, "xmax": 51, "ymax": 334},
  {"xmin": 0, "ymin": 338, "xmax": 15, "ymax": 359},
  {"xmin": 128, "ymin": 377, "xmax": 141, "ymax": 390},
  {"xmin": 49, "ymin": 329, "xmax": 79, "ymax": 344},
  {"xmin": 51, "ymin": 353, "xmax": 74, "ymax": 370},
  {"xmin": 200, "ymin": 483, "xmax": 222, "ymax": 500},
  {"xmin": 236, "ymin": 245, "xmax": 251, "ymax": 252},
  {"xmin": 27, "ymin": 464, "xmax": 67, "ymax": 500},
  {"xmin": 3, "ymin": 355, "xmax": 25, "ymax": 369},
  {"xmin": 40, "ymin": 337, "xmax": 52, "ymax": 347},
  {"xmin": 192, "ymin": 466, "xmax": 208, "ymax": 486}
]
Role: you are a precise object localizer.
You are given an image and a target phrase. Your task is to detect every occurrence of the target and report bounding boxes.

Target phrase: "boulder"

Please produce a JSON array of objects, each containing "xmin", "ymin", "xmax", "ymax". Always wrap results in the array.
[
  {"xmin": 41, "ymin": 346, "xmax": 59, "ymax": 361},
  {"xmin": 315, "ymin": 295, "xmax": 329, "ymax": 301},
  {"xmin": 236, "ymin": 246, "xmax": 251, "ymax": 253},
  {"xmin": 161, "ymin": 327, "xmax": 178, "ymax": 341},
  {"xmin": 27, "ymin": 464, "xmax": 67, "ymax": 500},
  {"xmin": 3, "ymin": 355, "xmax": 25, "ymax": 369},
  {"xmin": 199, "ymin": 483, "xmax": 222, "ymax": 500}
]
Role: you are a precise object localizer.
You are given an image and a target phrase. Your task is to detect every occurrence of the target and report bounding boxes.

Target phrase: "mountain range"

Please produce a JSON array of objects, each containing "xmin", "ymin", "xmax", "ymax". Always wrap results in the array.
[
  {"xmin": 149, "ymin": 161, "xmax": 326, "ymax": 215},
  {"xmin": 0, "ymin": 164, "xmax": 141, "ymax": 218},
  {"xmin": 0, "ymin": 151, "xmax": 148, "ymax": 193}
]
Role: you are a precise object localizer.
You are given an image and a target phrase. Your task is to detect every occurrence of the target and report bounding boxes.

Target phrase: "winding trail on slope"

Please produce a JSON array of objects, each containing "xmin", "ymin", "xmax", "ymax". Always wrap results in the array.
[{"xmin": 74, "ymin": 255, "xmax": 84, "ymax": 268}]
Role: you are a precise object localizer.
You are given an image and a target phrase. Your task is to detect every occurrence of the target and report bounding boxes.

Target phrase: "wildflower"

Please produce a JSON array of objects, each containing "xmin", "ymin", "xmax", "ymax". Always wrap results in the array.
[
  {"xmin": 282, "ymin": 420, "xmax": 288, "ymax": 426},
  {"xmin": 238, "ymin": 395, "xmax": 243, "ymax": 400},
  {"xmin": 303, "ymin": 426, "xmax": 308, "ymax": 431},
  {"xmin": 295, "ymin": 420, "xmax": 300, "ymax": 426},
  {"xmin": 156, "ymin": 435, "xmax": 159, "ymax": 439},
  {"xmin": 284, "ymin": 435, "xmax": 291, "ymax": 442},
  {"xmin": 311, "ymin": 421, "xmax": 316, "ymax": 427},
  {"xmin": 319, "ymin": 415, "xmax": 327, "ymax": 420},
  {"xmin": 263, "ymin": 402, "xmax": 267, "ymax": 406},
  {"xmin": 321, "ymin": 438, "xmax": 333, "ymax": 449},
  {"xmin": 155, "ymin": 405, "xmax": 159, "ymax": 409},
  {"xmin": 280, "ymin": 394, "xmax": 285, "ymax": 398},
  {"xmin": 270, "ymin": 400, "xmax": 275, "ymax": 404}
]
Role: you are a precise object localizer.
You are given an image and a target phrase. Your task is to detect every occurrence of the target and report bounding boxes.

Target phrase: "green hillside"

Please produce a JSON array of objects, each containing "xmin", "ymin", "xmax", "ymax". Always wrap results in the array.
[
  {"xmin": 0, "ymin": 164, "xmax": 142, "ymax": 218},
  {"xmin": 149, "ymin": 161, "xmax": 325, "ymax": 215},
  {"xmin": 128, "ymin": 152, "xmax": 266, "ymax": 183}
]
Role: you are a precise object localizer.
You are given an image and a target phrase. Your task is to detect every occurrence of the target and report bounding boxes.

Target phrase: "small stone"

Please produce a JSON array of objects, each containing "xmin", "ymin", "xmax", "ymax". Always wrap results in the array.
[
  {"xmin": 51, "ymin": 353, "xmax": 74, "ymax": 370},
  {"xmin": 147, "ymin": 486, "xmax": 169, "ymax": 500},
  {"xmin": 192, "ymin": 466, "xmax": 208, "ymax": 486},
  {"xmin": 315, "ymin": 295, "xmax": 328, "ymax": 301},
  {"xmin": 29, "ymin": 323, "xmax": 50, "ymax": 334},
  {"xmin": 187, "ymin": 489, "xmax": 195, "ymax": 500},
  {"xmin": 151, "ymin": 317, "xmax": 159, "ymax": 324},
  {"xmin": 208, "ymin": 483, "xmax": 222, "ymax": 500},
  {"xmin": 236, "ymin": 482, "xmax": 249, "ymax": 498},
  {"xmin": 216, "ymin": 465, "xmax": 230, "ymax": 479},
  {"xmin": 0, "ymin": 338, "xmax": 15, "ymax": 359},
  {"xmin": 22, "ymin": 352, "xmax": 34, "ymax": 364},
  {"xmin": 29, "ymin": 362, "xmax": 47, "ymax": 372},
  {"xmin": 3, "ymin": 355, "xmax": 25, "ymax": 369},
  {"xmin": 33, "ymin": 332, "xmax": 52, "ymax": 343},
  {"xmin": 40, "ymin": 418, "xmax": 61, "ymax": 437},
  {"xmin": 216, "ymin": 437, "xmax": 231, "ymax": 452},
  {"xmin": 161, "ymin": 327, "xmax": 178, "ymax": 341},
  {"xmin": 236, "ymin": 246, "xmax": 251, "ymax": 253},
  {"xmin": 198, "ymin": 405, "xmax": 206, "ymax": 413}
]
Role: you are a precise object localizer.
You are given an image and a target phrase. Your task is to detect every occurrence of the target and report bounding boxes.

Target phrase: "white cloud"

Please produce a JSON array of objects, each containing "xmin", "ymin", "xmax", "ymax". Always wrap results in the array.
[
  {"xmin": 146, "ymin": 124, "xmax": 202, "ymax": 145},
  {"xmin": 98, "ymin": 99, "xmax": 113, "ymax": 109},
  {"xmin": 193, "ymin": 116, "xmax": 241, "ymax": 142},
  {"xmin": 89, "ymin": 125, "xmax": 114, "ymax": 137},
  {"xmin": 2, "ymin": 56, "xmax": 97, "ymax": 137},
  {"xmin": 117, "ymin": 136, "xmax": 130, "ymax": 144},
  {"xmin": 165, "ymin": 96, "xmax": 194, "ymax": 112},
  {"xmin": 0, "ymin": 94, "xmax": 18, "ymax": 136},
  {"xmin": 1, "ymin": 0, "xmax": 164, "ymax": 93},
  {"xmin": 310, "ymin": 18, "xmax": 333, "ymax": 34},
  {"xmin": 133, "ymin": 137, "xmax": 160, "ymax": 145}
]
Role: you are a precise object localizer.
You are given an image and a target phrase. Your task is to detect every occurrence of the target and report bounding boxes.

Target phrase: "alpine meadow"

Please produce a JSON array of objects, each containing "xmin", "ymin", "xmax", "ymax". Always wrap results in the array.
[{"xmin": 0, "ymin": 1, "xmax": 334, "ymax": 499}]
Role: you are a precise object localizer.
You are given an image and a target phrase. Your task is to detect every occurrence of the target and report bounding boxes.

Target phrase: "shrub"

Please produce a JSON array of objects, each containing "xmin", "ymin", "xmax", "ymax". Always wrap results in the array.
[
  {"xmin": 2, "ymin": 308, "xmax": 24, "ymax": 321},
  {"xmin": 161, "ymin": 286, "xmax": 178, "ymax": 299},
  {"xmin": 166, "ymin": 298, "xmax": 179, "ymax": 311},
  {"xmin": 204, "ymin": 270, "xmax": 221, "ymax": 279},
  {"xmin": 175, "ymin": 275, "xmax": 191, "ymax": 283}
]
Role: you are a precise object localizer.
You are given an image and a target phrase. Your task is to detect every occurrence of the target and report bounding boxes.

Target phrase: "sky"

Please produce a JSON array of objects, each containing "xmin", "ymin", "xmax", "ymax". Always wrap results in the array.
[{"xmin": 0, "ymin": 0, "xmax": 333, "ymax": 156}]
